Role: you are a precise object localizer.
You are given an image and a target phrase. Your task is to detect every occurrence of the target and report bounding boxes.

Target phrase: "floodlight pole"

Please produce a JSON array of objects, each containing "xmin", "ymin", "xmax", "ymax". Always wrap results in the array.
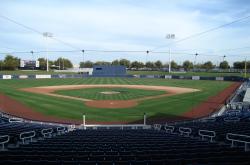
[
  {"xmin": 146, "ymin": 50, "xmax": 149, "ymax": 65},
  {"xmin": 169, "ymin": 48, "xmax": 171, "ymax": 73},
  {"xmin": 166, "ymin": 34, "xmax": 175, "ymax": 73},
  {"xmin": 30, "ymin": 51, "xmax": 34, "ymax": 70},
  {"xmin": 223, "ymin": 55, "xmax": 226, "ymax": 61},
  {"xmin": 194, "ymin": 53, "xmax": 198, "ymax": 72},
  {"xmin": 82, "ymin": 50, "xmax": 85, "ymax": 68},
  {"xmin": 43, "ymin": 32, "xmax": 53, "ymax": 72}
]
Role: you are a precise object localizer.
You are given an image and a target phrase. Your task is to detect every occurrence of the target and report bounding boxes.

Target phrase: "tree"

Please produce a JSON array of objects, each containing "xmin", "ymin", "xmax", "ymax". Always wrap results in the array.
[
  {"xmin": 3, "ymin": 55, "xmax": 20, "ymax": 70},
  {"xmin": 80, "ymin": 60, "xmax": 93, "ymax": 68},
  {"xmin": 131, "ymin": 61, "xmax": 144, "ymax": 69},
  {"xmin": 183, "ymin": 60, "xmax": 193, "ymax": 71},
  {"xmin": 145, "ymin": 61, "xmax": 155, "ymax": 69},
  {"xmin": 0, "ymin": 60, "xmax": 3, "ymax": 70},
  {"xmin": 111, "ymin": 60, "xmax": 119, "ymax": 66},
  {"xmin": 233, "ymin": 61, "xmax": 244, "ymax": 69},
  {"xmin": 54, "ymin": 58, "xmax": 73, "ymax": 69},
  {"xmin": 63, "ymin": 58, "xmax": 73, "ymax": 69},
  {"xmin": 219, "ymin": 61, "xmax": 230, "ymax": 69},
  {"xmin": 202, "ymin": 61, "xmax": 214, "ymax": 71},
  {"xmin": 119, "ymin": 59, "xmax": 130, "ymax": 68},
  {"xmin": 37, "ymin": 58, "xmax": 46, "ymax": 70},
  {"xmin": 154, "ymin": 60, "xmax": 163, "ymax": 69},
  {"xmin": 171, "ymin": 61, "xmax": 178, "ymax": 69},
  {"xmin": 94, "ymin": 61, "xmax": 111, "ymax": 65},
  {"xmin": 137, "ymin": 62, "xmax": 144, "ymax": 68}
]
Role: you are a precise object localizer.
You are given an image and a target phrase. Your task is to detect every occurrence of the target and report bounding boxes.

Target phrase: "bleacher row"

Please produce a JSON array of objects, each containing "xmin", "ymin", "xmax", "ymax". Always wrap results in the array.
[
  {"xmin": 0, "ymin": 115, "xmax": 67, "ymax": 149},
  {"xmin": 1, "ymin": 114, "xmax": 250, "ymax": 165}
]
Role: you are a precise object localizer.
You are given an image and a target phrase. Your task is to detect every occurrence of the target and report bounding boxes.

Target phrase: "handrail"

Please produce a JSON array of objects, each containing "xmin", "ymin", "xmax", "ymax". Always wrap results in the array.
[
  {"xmin": 201, "ymin": 117, "xmax": 216, "ymax": 122},
  {"xmin": 226, "ymin": 110, "xmax": 241, "ymax": 114},
  {"xmin": 179, "ymin": 127, "xmax": 192, "ymax": 137},
  {"xmin": 165, "ymin": 125, "xmax": 174, "ymax": 134},
  {"xmin": 57, "ymin": 127, "xmax": 66, "ymax": 134},
  {"xmin": 224, "ymin": 117, "xmax": 240, "ymax": 122},
  {"xmin": 41, "ymin": 128, "xmax": 53, "ymax": 137},
  {"xmin": 153, "ymin": 124, "xmax": 162, "ymax": 131},
  {"xmin": 0, "ymin": 135, "xmax": 10, "ymax": 150},
  {"xmin": 9, "ymin": 117, "xmax": 23, "ymax": 123},
  {"xmin": 199, "ymin": 130, "xmax": 216, "ymax": 142},
  {"xmin": 20, "ymin": 131, "xmax": 36, "ymax": 144},
  {"xmin": 226, "ymin": 133, "xmax": 250, "ymax": 151},
  {"xmin": 79, "ymin": 124, "xmax": 152, "ymax": 130}
]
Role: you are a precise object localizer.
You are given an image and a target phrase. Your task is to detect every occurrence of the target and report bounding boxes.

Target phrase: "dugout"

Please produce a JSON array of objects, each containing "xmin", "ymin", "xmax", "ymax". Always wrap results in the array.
[{"xmin": 92, "ymin": 65, "xmax": 126, "ymax": 76}]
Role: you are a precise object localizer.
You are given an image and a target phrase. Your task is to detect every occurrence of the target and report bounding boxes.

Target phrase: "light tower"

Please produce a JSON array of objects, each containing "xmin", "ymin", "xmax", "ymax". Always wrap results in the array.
[
  {"xmin": 43, "ymin": 32, "xmax": 53, "ymax": 72},
  {"xmin": 166, "ymin": 34, "xmax": 175, "ymax": 73}
]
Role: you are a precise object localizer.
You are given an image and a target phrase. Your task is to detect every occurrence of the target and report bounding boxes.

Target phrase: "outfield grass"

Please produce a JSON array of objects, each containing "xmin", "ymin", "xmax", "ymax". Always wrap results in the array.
[
  {"xmin": 0, "ymin": 78, "xmax": 231, "ymax": 122},
  {"xmin": 54, "ymin": 87, "xmax": 166, "ymax": 100}
]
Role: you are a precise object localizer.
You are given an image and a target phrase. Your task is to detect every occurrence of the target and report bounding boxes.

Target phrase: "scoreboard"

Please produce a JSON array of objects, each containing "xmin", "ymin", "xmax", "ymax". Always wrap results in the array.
[{"xmin": 20, "ymin": 60, "xmax": 40, "ymax": 69}]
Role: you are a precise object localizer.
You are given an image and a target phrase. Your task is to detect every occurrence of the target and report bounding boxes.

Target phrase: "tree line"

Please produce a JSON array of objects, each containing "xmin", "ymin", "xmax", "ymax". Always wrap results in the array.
[
  {"xmin": 80, "ymin": 59, "xmax": 230, "ymax": 71},
  {"xmin": 0, "ymin": 54, "xmax": 249, "ymax": 71},
  {"xmin": 0, "ymin": 55, "xmax": 73, "ymax": 70}
]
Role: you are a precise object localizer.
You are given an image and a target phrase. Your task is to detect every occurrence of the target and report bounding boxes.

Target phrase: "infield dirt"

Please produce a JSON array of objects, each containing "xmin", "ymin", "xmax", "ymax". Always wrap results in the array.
[{"xmin": 20, "ymin": 84, "xmax": 199, "ymax": 108}]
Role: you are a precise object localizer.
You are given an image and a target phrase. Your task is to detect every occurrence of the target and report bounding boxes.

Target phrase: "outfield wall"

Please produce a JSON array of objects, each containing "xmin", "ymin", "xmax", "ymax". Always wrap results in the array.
[{"xmin": 0, "ymin": 74, "xmax": 246, "ymax": 82}]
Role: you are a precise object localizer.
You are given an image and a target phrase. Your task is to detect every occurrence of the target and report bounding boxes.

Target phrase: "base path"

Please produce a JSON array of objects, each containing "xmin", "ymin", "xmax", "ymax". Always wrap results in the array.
[
  {"xmin": 182, "ymin": 82, "xmax": 242, "ymax": 119},
  {"xmin": 20, "ymin": 84, "xmax": 199, "ymax": 108}
]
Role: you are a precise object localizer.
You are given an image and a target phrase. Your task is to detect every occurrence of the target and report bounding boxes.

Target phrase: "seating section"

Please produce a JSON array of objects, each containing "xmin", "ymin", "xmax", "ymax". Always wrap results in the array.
[
  {"xmin": 1, "ymin": 128, "xmax": 250, "ymax": 165},
  {"xmin": 169, "ymin": 117, "xmax": 250, "ymax": 142},
  {"xmin": 0, "ymin": 115, "xmax": 63, "ymax": 146}
]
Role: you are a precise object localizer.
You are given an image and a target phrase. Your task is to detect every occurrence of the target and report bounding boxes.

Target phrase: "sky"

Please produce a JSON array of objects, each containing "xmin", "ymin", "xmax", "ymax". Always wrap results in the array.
[{"xmin": 0, "ymin": 0, "xmax": 250, "ymax": 66}]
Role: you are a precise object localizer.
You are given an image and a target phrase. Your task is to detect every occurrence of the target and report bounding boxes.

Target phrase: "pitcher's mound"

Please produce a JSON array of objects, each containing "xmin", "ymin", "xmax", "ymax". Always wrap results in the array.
[
  {"xmin": 100, "ymin": 91, "xmax": 120, "ymax": 95},
  {"xmin": 85, "ymin": 100, "xmax": 138, "ymax": 109}
]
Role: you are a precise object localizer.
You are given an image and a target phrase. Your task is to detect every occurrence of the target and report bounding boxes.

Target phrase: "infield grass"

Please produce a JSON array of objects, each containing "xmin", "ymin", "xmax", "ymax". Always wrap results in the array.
[
  {"xmin": 54, "ymin": 87, "xmax": 166, "ymax": 100},
  {"xmin": 0, "ymin": 78, "xmax": 232, "ymax": 122}
]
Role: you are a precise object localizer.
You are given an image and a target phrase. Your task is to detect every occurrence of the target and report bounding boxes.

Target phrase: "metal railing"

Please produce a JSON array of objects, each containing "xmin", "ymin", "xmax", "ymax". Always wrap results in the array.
[
  {"xmin": 0, "ymin": 135, "xmax": 9, "ymax": 150},
  {"xmin": 9, "ymin": 117, "xmax": 23, "ymax": 123},
  {"xmin": 224, "ymin": 117, "xmax": 241, "ymax": 122},
  {"xmin": 20, "ymin": 131, "xmax": 36, "ymax": 144},
  {"xmin": 164, "ymin": 125, "xmax": 175, "ymax": 134},
  {"xmin": 57, "ymin": 127, "xmax": 66, "ymax": 135},
  {"xmin": 153, "ymin": 124, "xmax": 162, "ymax": 131},
  {"xmin": 41, "ymin": 128, "xmax": 53, "ymax": 138},
  {"xmin": 199, "ymin": 130, "xmax": 216, "ymax": 142},
  {"xmin": 179, "ymin": 127, "xmax": 192, "ymax": 137},
  {"xmin": 226, "ymin": 133, "xmax": 250, "ymax": 151},
  {"xmin": 80, "ymin": 124, "xmax": 151, "ymax": 130}
]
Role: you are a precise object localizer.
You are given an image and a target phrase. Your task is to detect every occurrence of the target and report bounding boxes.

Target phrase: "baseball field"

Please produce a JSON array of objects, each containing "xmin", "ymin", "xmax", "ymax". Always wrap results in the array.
[{"xmin": 0, "ymin": 77, "xmax": 240, "ymax": 124}]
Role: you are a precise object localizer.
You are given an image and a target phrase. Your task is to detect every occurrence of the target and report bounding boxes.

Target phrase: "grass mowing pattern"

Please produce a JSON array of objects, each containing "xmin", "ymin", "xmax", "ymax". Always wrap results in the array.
[
  {"xmin": 54, "ymin": 88, "xmax": 166, "ymax": 100},
  {"xmin": 0, "ymin": 78, "xmax": 232, "ymax": 122}
]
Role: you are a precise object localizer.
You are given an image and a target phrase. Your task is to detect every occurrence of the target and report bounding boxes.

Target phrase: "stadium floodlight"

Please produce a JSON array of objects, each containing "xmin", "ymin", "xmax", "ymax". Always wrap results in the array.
[
  {"xmin": 223, "ymin": 55, "xmax": 226, "ymax": 61},
  {"xmin": 30, "ymin": 51, "xmax": 34, "ymax": 70},
  {"xmin": 81, "ymin": 50, "xmax": 85, "ymax": 68},
  {"xmin": 43, "ymin": 32, "xmax": 53, "ymax": 72},
  {"xmin": 165, "ymin": 34, "xmax": 175, "ymax": 73},
  {"xmin": 194, "ymin": 53, "xmax": 198, "ymax": 71}
]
